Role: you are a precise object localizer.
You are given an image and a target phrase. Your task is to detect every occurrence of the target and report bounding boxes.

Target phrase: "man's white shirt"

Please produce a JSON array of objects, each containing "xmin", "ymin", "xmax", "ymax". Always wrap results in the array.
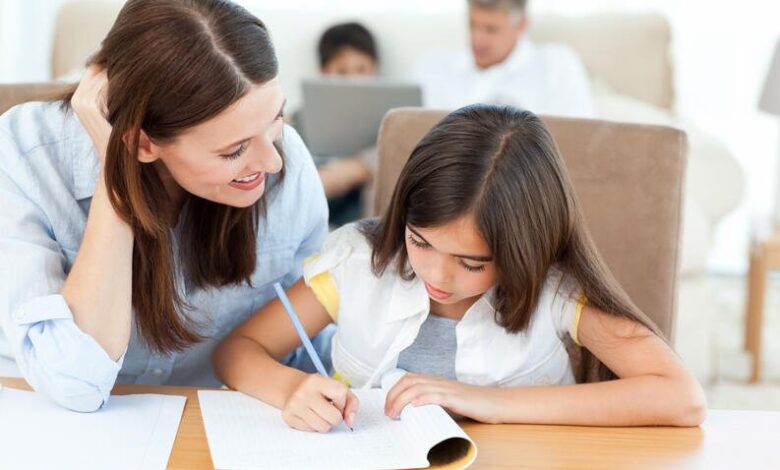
[{"xmin": 412, "ymin": 37, "xmax": 596, "ymax": 118}]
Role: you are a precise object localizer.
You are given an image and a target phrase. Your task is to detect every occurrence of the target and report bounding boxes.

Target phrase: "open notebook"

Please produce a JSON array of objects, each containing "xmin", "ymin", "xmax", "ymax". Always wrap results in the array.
[{"xmin": 198, "ymin": 388, "xmax": 477, "ymax": 470}]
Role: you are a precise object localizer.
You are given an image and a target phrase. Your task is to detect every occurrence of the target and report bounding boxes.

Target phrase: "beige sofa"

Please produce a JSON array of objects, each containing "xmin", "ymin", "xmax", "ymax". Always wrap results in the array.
[{"xmin": 3, "ymin": 1, "xmax": 742, "ymax": 382}]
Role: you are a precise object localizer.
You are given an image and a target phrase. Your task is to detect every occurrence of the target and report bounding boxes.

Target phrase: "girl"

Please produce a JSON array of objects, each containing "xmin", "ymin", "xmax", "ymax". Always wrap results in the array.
[
  {"xmin": 0, "ymin": 0, "xmax": 333, "ymax": 412},
  {"xmin": 214, "ymin": 105, "xmax": 706, "ymax": 432}
]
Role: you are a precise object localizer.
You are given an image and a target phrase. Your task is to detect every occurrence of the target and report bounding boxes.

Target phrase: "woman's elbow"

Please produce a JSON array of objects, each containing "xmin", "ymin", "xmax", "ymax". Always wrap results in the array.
[{"xmin": 54, "ymin": 390, "xmax": 107, "ymax": 413}]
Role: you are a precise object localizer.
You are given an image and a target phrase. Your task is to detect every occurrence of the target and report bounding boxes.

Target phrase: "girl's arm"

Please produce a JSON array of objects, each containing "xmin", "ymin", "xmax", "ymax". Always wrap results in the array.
[
  {"xmin": 385, "ymin": 306, "xmax": 706, "ymax": 427},
  {"xmin": 213, "ymin": 278, "xmax": 359, "ymax": 432}
]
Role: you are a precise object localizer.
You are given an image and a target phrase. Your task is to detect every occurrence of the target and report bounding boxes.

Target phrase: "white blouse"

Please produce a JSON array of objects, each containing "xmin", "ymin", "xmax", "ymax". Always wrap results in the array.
[{"xmin": 303, "ymin": 223, "xmax": 585, "ymax": 389}]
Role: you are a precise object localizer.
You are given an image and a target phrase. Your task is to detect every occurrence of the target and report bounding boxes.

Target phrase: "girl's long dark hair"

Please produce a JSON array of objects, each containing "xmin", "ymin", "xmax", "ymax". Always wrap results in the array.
[{"xmin": 366, "ymin": 104, "xmax": 662, "ymax": 382}]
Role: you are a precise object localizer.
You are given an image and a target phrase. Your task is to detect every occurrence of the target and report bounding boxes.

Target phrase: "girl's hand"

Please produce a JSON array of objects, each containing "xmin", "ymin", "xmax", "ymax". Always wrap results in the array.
[
  {"xmin": 282, "ymin": 374, "xmax": 360, "ymax": 433},
  {"xmin": 384, "ymin": 373, "xmax": 505, "ymax": 424},
  {"xmin": 71, "ymin": 64, "xmax": 112, "ymax": 164}
]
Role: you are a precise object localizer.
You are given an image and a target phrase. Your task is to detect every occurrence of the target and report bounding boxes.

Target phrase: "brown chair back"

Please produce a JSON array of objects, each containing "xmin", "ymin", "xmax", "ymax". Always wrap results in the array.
[{"xmin": 373, "ymin": 108, "xmax": 687, "ymax": 340}]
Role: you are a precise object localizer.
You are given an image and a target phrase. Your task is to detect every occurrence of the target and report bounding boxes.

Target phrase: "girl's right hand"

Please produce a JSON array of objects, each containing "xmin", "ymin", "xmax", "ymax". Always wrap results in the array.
[
  {"xmin": 281, "ymin": 374, "xmax": 359, "ymax": 433},
  {"xmin": 71, "ymin": 64, "xmax": 112, "ymax": 165}
]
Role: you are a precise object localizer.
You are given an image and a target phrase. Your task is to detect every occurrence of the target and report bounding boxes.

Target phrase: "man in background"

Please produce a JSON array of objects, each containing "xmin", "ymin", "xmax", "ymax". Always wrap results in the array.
[{"xmin": 413, "ymin": 0, "xmax": 595, "ymax": 118}]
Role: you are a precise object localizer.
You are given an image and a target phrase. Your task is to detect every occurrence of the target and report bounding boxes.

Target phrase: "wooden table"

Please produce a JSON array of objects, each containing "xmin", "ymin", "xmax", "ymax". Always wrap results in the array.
[{"xmin": 2, "ymin": 377, "xmax": 779, "ymax": 469}]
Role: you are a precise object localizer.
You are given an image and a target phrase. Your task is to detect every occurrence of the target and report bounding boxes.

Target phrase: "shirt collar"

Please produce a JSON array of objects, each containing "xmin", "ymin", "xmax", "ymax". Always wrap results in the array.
[
  {"xmin": 387, "ymin": 275, "xmax": 429, "ymax": 323},
  {"xmin": 386, "ymin": 274, "xmax": 498, "ymax": 323},
  {"xmin": 474, "ymin": 36, "xmax": 536, "ymax": 75}
]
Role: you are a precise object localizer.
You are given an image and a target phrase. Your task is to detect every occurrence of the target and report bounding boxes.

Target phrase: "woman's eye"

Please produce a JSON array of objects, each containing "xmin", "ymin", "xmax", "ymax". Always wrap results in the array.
[{"xmin": 221, "ymin": 141, "xmax": 248, "ymax": 160}]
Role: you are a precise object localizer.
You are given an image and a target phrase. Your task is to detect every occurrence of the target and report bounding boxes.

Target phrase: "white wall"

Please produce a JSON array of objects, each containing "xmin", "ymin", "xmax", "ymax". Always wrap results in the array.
[
  {"xmin": 1, "ymin": 0, "xmax": 778, "ymax": 274},
  {"xmin": 0, "ymin": 0, "xmax": 64, "ymax": 82}
]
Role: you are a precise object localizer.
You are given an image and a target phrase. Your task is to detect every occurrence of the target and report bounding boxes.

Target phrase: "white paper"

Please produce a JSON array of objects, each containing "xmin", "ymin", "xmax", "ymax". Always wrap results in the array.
[
  {"xmin": 199, "ymin": 388, "xmax": 474, "ymax": 470},
  {"xmin": 0, "ymin": 385, "xmax": 186, "ymax": 470}
]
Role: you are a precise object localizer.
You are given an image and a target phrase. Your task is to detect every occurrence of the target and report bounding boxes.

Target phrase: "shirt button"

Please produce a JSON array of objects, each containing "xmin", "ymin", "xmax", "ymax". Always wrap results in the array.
[
  {"xmin": 14, "ymin": 308, "xmax": 25, "ymax": 320},
  {"xmin": 152, "ymin": 368, "xmax": 164, "ymax": 376}
]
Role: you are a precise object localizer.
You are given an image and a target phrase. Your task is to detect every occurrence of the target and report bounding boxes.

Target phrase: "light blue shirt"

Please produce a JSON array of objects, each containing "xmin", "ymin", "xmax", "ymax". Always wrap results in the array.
[{"xmin": 0, "ymin": 101, "xmax": 329, "ymax": 412}]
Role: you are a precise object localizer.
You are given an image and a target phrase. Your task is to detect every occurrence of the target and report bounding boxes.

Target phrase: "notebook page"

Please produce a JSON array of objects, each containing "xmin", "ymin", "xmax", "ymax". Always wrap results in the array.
[
  {"xmin": 400, "ymin": 404, "xmax": 476, "ymax": 468},
  {"xmin": 198, "ymin": 389, "xmax": 430, "ymax": 470},
  {"xmin": 0, "ymin": 385, "xmax": 186, "ymax": 470}
]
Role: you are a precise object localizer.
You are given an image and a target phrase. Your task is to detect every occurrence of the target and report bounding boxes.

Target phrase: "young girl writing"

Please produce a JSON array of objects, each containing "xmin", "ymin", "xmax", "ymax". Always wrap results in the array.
[{"xmin": 213, "ymin": 104, "xmax": 706, "ymax": 432}]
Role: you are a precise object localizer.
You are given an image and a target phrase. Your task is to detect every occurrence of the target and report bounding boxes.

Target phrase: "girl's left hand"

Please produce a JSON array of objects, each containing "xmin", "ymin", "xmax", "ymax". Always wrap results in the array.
[{"xmin": 384, "ymin": 373, "xmax": 504, "ymax": 424}]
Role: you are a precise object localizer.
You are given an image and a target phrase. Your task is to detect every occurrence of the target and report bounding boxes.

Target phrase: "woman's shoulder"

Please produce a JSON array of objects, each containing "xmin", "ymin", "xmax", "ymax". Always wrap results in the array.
[
  {"xmin": 0, "ymin": 101, "xmax": 92, "ymax": 173},
  {"xmin": 0, "ymin": 101, "xmax": 79, "ymax": 151},
  {"xmin": 278, "ymin": 125, "xmax": 315, "ymax": 179},
  {"xmin": 263, "ymin": 124, "xmax": 322, "ymax": 209}
]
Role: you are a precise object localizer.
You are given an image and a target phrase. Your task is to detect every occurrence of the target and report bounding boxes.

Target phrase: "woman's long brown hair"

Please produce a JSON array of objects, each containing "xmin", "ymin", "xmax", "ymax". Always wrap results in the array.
[
  {"xmin": 366, "ymin": 105, "xmax": 663, "ymax": 382},
  {"xmin": 60, "ymin": 0, "xmax": 284, "ymax": 353}
]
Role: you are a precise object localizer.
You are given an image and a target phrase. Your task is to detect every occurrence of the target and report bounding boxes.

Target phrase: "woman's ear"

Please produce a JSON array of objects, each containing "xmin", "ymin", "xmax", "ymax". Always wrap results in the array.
[{"xmin": 131, "ymin": 129, "xmax": 161, "ymax": 163}]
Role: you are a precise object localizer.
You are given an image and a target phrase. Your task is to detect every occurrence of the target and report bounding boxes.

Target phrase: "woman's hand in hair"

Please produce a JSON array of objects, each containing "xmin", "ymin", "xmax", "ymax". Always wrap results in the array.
[
  {"xmin": 71, "ymin": 64, "xmax": 112, "ymax": 164},
  {"xmin": 384, "ymin": 373, "xmax": 505, "ymax": 424}
]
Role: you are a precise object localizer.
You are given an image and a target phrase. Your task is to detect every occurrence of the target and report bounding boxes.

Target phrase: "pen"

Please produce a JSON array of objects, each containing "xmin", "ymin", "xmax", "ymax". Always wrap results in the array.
[{"xmin": 273, "ymin": 282, "xmax": 354, "ymax": 432}]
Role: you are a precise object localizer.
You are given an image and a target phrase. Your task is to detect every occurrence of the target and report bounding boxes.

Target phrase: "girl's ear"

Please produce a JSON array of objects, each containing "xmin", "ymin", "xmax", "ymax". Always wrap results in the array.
[{"xmin": 131, "ymin": 129, "xmax": 161, "ymax": 163}]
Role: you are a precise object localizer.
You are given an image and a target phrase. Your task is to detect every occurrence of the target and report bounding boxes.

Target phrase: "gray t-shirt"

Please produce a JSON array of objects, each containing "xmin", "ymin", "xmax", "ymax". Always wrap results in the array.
[{"xmin": 396, "ymin": 314, "xmax": 458, "ymax": 380}]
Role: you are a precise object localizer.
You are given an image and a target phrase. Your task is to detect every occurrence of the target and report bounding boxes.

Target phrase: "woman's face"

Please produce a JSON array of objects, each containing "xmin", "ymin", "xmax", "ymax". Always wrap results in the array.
[{"xmin": 147, "ymin": 78, "xmax": 286, "ymax": 208}]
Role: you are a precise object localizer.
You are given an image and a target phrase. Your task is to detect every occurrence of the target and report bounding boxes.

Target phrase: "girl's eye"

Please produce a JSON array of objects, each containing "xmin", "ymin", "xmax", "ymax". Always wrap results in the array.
[
  {"xmin": 407, "ymin": 234, "xmax": 430, "ymax": 249},
  {"xmin": 460, "ymin": 261, "xmax": 486, "ymax": 273},
  {"xmin": 221, "ymin": 141, "xmax": 248, "ymax": 160}
]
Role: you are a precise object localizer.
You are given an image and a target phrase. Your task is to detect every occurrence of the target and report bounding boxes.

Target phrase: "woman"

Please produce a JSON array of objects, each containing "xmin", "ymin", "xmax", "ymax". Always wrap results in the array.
[{"xmin": 0, "ymin": 0, "xmax": 331, "ymax": 411}]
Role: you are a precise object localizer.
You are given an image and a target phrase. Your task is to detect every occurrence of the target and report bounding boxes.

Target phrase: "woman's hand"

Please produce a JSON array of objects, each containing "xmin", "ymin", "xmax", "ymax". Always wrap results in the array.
[
  {"xmin": 282, "ymin": 374, "xmax": 360, "ymax": 433},
  {"xmin": 384, "ymin": 373, "xmax": 505, "ymax": 424},
  {"xmin": 71, "ymin": 64, "xmax": 112, "ymax": 164}
]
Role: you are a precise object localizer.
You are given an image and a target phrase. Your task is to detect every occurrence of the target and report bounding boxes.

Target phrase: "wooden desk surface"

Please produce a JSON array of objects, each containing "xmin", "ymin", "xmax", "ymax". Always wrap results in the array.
[{"xmin": 2, "ymin": 377, "xmax": 778, "ymax": 469}]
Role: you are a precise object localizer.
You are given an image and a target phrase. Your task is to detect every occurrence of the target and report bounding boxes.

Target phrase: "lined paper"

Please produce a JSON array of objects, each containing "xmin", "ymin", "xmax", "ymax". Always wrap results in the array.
[{"xmin": 199, "ymin": 388, "xmax": 474, "ymax": 470}]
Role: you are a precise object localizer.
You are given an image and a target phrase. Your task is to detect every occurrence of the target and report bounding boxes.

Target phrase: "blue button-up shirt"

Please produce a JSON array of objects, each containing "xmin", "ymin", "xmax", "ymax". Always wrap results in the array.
[{"xmin": 0, "ymin": 101, "xmax": 329, "ymax": 411}]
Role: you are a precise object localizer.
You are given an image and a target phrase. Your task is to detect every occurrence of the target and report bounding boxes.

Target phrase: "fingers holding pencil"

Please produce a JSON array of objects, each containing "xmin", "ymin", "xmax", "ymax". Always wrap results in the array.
[{"xmin": 282, "ymin": 374, "xmax": 360, "ymax": 433}]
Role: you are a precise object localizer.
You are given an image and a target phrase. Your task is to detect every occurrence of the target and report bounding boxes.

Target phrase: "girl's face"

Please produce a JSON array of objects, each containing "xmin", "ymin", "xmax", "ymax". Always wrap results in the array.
[
  {"xmin": 143, "ymin": 78, "xmax": 286, "ymax": 208},
  {"xmin": 405, "ymin": 214, "xmax": 497, "ymax": 310}
]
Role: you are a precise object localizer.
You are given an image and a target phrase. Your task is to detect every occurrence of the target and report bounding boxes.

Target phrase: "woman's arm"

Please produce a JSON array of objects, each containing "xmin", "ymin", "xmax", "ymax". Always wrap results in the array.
[
  {"xmin": 385, "ymin": 306, "xmax": 706, "ymax": 427},
  {"xmin": 213, "ymin": 278, "xmax": 358, "ymax": 432},
  {"xmin": 60, "ymin": 66, "xmax": 134, "ymax": 361}
]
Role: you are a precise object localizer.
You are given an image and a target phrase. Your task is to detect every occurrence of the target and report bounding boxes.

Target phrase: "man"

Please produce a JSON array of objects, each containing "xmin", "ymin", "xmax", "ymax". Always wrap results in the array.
[{"xmin": 413, "ymin": 0, "xmax": 595, "ymax": 118}]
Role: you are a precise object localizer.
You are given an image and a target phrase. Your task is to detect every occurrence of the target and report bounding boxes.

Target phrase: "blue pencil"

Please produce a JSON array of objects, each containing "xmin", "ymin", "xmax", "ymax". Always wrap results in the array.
[{"xmin": 273, "ymin": 282, "xmax": 353, "ymax": 432}]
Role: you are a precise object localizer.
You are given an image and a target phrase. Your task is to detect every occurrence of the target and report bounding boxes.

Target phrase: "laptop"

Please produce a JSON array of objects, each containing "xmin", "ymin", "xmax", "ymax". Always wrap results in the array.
[{"xmin": 300, "ymin": 77, "xmax": 423, "ymax": 157}]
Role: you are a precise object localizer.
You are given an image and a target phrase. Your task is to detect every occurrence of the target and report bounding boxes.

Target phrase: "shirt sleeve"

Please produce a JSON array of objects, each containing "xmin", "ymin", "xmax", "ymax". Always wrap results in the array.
[
  {"xmin": 549, "ymin": 270, "xmax": 587, "ymax": 346},
  {"xmin": 302, "ymin": 224, "xmax": 368, "ymax": 322},
  {"xmin": 0, "ymin": 167, "xmax": 123, "ymax": 412}
]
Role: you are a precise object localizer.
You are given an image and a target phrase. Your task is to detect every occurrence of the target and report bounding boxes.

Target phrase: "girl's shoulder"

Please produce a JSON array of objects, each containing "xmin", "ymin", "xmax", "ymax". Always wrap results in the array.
[
  {"xmin": 303, "ymin": 221, "xmax": 375, "ymax": 282},
  {"xmin": 322, "ymin": 220, "xmax": 374, "ymax": 252},
  {"xmin": 544, "ymin": 265, "xmax": 581, "ymax": 299}
]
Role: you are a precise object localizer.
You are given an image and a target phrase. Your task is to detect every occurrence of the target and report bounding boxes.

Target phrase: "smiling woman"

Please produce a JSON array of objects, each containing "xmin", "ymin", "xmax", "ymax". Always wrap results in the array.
[{"xmin": 0, "ymin": 0, "xmax": 331, "ymax": 412}]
